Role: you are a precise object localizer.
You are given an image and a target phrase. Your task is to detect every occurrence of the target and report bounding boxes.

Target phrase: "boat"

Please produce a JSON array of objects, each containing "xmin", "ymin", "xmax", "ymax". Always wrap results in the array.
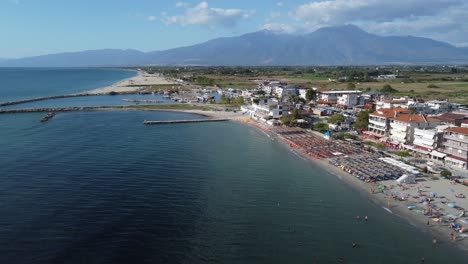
[
  {"xmin": 455, "ymin": 193, "xmax": 466, "ymax": 198},
  {"xmin": 40, "ymin": 112, "xmax": 55, "ymax": 122}
]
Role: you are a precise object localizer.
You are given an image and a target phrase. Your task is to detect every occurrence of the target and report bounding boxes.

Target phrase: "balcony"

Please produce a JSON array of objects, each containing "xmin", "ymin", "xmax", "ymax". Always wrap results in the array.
[
  {"xmin": 444, "ymin": 134, "xmax": 468, "ymax": 143},
  {"xmin": 443, "ymin": 140, "xmax": 468, "ymax": 149}
]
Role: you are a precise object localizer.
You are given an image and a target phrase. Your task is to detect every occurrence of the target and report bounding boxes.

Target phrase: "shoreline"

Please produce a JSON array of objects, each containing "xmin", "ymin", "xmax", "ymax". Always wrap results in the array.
[{"xmin": 236, "ymin": 118, "xmax": 468, "ymax": 254}]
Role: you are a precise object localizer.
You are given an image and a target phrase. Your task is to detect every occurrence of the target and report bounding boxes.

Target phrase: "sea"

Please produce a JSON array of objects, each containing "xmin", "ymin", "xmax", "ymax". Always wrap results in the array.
[{"xmin": 0, "ymin": 68, "xmax": 466, "ymax": 263}]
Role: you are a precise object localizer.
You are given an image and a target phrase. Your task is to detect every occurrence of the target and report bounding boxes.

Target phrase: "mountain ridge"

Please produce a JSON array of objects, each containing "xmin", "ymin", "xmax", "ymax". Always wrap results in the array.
[{"xmin": 2, "ymin": 25, "xmax": 468, "ymax": 67}]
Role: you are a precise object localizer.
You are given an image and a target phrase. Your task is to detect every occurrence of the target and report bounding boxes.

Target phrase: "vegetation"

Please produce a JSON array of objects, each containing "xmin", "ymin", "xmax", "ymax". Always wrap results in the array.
[
  {"xmin": 328, "ymin": 114, "xmax": 345, "ymax": 124},
  {"xmin": 440, "ymin": 170, "xmax": 453, "ymax": 179},
  {"xmin": 347, "ymin": 83, "xmax": 356, "ymax": 89},
  {"xmin": 219, "ymin": 95, "xmax": 244, "ymax": 107},
  {"xmin": 332, "ymin": 132, "xmax": 358, "ymax": 140},
  {"xmin": 354, "ymin": 110, "xmax": 370, "ymax": 130},
  {"xmin": 364, "ymin": 141, "xmax": 386, "ymax": 150},
  {"xmin": 280, "ymin": 108, "xmax": 300, "ymax": 126},
  {"xmin": 380, "ymin": 84, "xmax": 398, "ymax": 93},
  {"xmin": 305, "ymin": 89, "xmax": 316, "ymax": 102},
  {"xmin": 313, "ymin": 122, "xmax": 329, "ymax": 133},
  {"xmin": 395, "ymin": 151, "xmax": 412, "ymax": 158}
]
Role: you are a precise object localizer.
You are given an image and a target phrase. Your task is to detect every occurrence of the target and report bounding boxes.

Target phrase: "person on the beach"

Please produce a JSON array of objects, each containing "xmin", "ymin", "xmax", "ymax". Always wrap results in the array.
[
  {"xmin": 451, "ymin": 232, "xmax": 455, "ymax": 241},
  {"xmin": 356, "ymin": 215, "xmax": 360, "ymax": 220},
  {"xmin": 421, "ymin": 256, "xmax": 425, "ymax": 263},
  {"xmin": 352, "ymin": 242, "xmax": 357, "ymax": 248},
  {"xmin": 432, "ymin": 238, "xmax": 437, "ymax": 246},
  {"xmin": 364, "ymin": 216, "xmax": 368, "ymax": 221},
  {"xmin": 426, "ymin": 220, "xmax": 430, "ymax": 226}
]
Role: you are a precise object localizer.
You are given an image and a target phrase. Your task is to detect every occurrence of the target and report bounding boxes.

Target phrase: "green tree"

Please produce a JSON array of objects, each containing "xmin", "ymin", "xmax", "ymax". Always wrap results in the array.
[
  {"xmin": 440, "ymin": 170, "xmax": 452, "ymax": 179},
  {"xmin": 328, "ymin": 114, "xmax": 345, "ymax": 124},
  {"xmin": 347, "ymin": 83, "xmax": 356, "ymax": 89},
  {"xmin": 355, "ymin": 110, "xmax": 370, "ymax": 130},
  {"xmin": 306, "ymin": 89, "xmax": 316, "ymax": 102},
  {"xmin": 314, "ymin": 123, "xmax": 329, "ymax": 133},
  {"xmin": 380, "ymin": 84, "xmax": 398, "ymax": 93},
  {"xmin": 291, "ymin": 108, "xmax": 300, "ymax": 120}
]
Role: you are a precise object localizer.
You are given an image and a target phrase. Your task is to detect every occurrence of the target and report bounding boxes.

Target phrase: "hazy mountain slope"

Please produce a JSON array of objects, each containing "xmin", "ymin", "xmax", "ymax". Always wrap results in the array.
[{"xmin": 2, "ymin": 25, "xmax": 468, "ymax": 66}]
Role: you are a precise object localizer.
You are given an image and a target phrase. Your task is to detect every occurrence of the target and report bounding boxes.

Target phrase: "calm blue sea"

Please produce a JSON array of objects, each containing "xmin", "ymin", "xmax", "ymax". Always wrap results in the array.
[
  {"xmin": 0, "ymin": 69, "xmax": 466, "ymax": 263},
  {"xmin": 0, "ymin": 68, "xmax": 136, "ymax": 102}
]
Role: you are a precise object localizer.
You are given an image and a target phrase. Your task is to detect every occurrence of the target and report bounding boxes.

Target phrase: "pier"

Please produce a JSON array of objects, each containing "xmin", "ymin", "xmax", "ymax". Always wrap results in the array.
[{"xmin": 144, "ymin": 119, "xmax": 229, "ymax": 125}]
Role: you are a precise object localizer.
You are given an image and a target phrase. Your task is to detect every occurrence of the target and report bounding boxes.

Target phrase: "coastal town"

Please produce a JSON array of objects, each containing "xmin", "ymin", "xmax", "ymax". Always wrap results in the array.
[{"xmin": 1, "ymin": 67, "xmax": 468, "ymax": 250}]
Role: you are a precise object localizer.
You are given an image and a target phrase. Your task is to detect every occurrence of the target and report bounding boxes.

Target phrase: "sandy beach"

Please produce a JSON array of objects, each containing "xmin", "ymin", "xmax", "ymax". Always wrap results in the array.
[{"xmin": 85, "ymin": 70, "xmax": 178, "ymax": 95}]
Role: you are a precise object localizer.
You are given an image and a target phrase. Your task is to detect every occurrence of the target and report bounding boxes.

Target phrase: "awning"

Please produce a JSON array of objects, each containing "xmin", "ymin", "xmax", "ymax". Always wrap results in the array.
[
  {"xmin": 430, "ymin": 151, "xmax": 447, "ymax": 158},
  {"xmin": 413, "ymin": 148, "xmax": 430, "ymax": 155},
  {"xmin": 445, "ymin": 156, "xmax": 467, "ymax": 164}
]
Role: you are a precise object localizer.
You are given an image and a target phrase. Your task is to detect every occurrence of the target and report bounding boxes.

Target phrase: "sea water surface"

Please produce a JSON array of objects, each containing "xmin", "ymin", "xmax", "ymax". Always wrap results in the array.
[
  {"xmin": 0, "ymin": 68, "xmax": 136, "ymax": 102},
  {"xmin": 0, "ymin": 111, "xmax": 467, "ymax": 264}
]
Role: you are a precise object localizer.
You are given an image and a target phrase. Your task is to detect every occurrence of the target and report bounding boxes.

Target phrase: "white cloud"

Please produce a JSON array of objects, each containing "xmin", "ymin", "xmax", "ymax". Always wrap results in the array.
[
  {"xmin": 260, "ymin": 23, "xmax": 298, "ymax": 34},
  {"xmin": 162, "ymin": 2, "xmax": 254, "ymax": 29},
  {"xmin": 277, "ymin": 2, "xmax": 284, "ymax": 7},
  {"xmin": 256, "ymin": 0, "xmax": 468, "ymax": 46},
  {"xmin": 9, "ymin": 0, "xmax": 20, "ymax": 4},
  {"xmin": 147, "ymin": 15, "xmax": 157, "ymax": 22},
  {"xmin": 175, "ymin": 2, "xmax": 189, "ymax": 8},
  {"xmin": 291, "ymin": 0, "xmax": 462, "ymax": 26}
]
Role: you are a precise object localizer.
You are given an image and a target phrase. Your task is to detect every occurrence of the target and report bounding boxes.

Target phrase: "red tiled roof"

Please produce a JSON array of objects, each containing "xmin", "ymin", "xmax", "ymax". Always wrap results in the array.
[
  {"xmin": 446, "ymin": 127, "xmax": 468, "ymax": 135},
  {"xmin": 438, "ymin": 113, "xmax": 465, "ymax": 121},
  {"xmin": 391, "ymin": 114, "xmax": 440, "ymax": 123}
]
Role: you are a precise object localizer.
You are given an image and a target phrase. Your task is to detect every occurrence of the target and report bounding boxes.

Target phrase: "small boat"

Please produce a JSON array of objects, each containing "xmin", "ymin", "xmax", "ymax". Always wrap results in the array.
[{"xmin": 455, "ymin": 193, "xmax": 466, "ymax": 198}]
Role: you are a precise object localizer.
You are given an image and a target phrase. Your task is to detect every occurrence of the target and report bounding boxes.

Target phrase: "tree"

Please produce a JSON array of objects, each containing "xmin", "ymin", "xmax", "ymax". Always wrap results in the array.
[
  {"xmin": 440, "ymin": 170, "xmax": 452, "ymax": 179},
  {"xmin": 306, "ymin": 89, "xmax": 316, "ymax": 102},
  {"xmin": 291, "ymin": 108, "xmax": 300, "ymax": 120},
  {"xmin": 314, "ymin": 123, "xmax": 329, "ymax": 133},
  {"xmin": 328, "ymin": 114, "xmax": 345, "ymax": 125},
  {"xmin": 380, "ymin": 84, "xmax": 398, "ymax": 93},
  {"xmin": 347, "ymin": 83, "xmax": 356, "ymax": 89},
  {"xmin": 355, "ymin": 110, "xmax": 370, "ymax": 130}
]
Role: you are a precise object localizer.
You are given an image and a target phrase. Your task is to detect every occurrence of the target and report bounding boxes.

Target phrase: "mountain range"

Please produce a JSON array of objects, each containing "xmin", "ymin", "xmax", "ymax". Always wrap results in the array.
[{"xmin": 2, "ymin": 25, "xmax": 468, "ymax": 67}]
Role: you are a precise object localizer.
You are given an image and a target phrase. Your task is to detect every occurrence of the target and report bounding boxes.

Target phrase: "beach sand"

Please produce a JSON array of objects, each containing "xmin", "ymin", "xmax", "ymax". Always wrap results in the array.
[{"xmin": 85, "ymin": 70, "xmax": 178, "ymax": 95}]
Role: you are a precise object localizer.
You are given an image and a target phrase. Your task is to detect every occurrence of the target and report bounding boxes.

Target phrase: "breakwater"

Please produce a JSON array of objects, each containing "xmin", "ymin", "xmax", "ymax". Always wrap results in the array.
[
  {"xmin": 144, "ymin": 119, "xmax": 229, "ymax": 125},
  {"xmin": 0, "ymin": 94, "xmax": 97, "ymax": 107},
  {"xmin": 0, "ymin": 91, "xmax": 140, "ymax": 107},
  {"xmin": 0, "ymin": 106, "xmax": 115, "ymax": 114}
]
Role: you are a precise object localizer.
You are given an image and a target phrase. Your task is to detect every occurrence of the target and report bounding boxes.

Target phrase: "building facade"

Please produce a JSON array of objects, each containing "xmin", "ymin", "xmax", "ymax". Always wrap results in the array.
[{"xmin": 440, "ymin": 127, "xmax": 468, "ymax": 169}]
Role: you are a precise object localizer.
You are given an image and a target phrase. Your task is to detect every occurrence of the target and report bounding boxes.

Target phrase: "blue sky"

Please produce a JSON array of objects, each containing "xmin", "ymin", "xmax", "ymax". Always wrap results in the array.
[{"xmin": 1, "ymin": 0, "xmax": 467, "ymax": 58}]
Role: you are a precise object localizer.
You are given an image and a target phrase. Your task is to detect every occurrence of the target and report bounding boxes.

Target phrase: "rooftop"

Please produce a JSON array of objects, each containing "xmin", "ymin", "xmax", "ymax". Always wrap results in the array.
[
  {"xmin": 391, "ymin": 114, "xmax": 440, "ymax": 123},
  {"xmin": 446, "ymin": 127, "xmax": 468, "ymax": 135},
  {"xmin": 370, "ymin": 107, "xmax": 411, "ymax": 118}
]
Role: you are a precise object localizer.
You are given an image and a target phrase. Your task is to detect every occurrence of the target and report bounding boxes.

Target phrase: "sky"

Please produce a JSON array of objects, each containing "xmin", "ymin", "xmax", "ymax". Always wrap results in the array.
[{"xmin": 1, "ymin": 0, "xmax": 468, "ymax": 58}]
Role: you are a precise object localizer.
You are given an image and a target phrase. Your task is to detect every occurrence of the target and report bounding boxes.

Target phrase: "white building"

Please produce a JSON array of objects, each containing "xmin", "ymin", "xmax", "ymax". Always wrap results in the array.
[
  {"xmin": 412, "ymin": 126, "xmax": 447, "ymax": 151},
  {"xmin": 367, "ymin": 108, "xmax": 411, "ymax": 137},
  {"xmin": 426, "ymin": 100, "xmax": 452, "ymax": 114},
  {"xmin": 376, "ymin": 98, "xmax": 410, "ymax": 110},
  {"xmin": 337, "ymin": 93, "xmax": 360, "ymax": 108},
  {"xmin": 248, "ymin": 98, "xmax": 287, "ymax": 121},
  {"xmin": 389, "ymin": 114, "xmax": 441, "ymax": 145}
]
